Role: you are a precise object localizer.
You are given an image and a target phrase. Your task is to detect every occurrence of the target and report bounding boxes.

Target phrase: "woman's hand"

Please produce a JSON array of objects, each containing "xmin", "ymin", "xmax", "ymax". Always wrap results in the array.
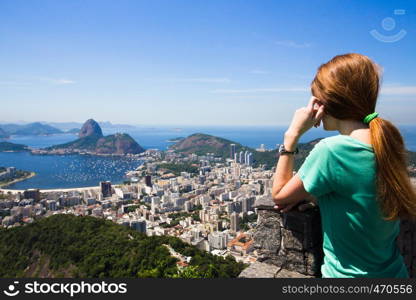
[
  {"xmin": 274, "ymin": 202, "xmax": 297, "ymax": 213},
  {"xmin": 274, "ymin": 199, "xmax": 317, "ymax": 213},
  {"xmin": 286, "ymin": 96, "xmax": 324, "ymax": 138}
]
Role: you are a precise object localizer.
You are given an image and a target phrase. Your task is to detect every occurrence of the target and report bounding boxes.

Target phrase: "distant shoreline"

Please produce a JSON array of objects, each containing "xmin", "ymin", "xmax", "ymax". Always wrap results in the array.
[
  {"xmin": 0, "ymin": 185, "xmax": 101, "ymax": 194},
  {"xmin": 30, "ymin": 149, "xmax": 146, "ymax": 157}
]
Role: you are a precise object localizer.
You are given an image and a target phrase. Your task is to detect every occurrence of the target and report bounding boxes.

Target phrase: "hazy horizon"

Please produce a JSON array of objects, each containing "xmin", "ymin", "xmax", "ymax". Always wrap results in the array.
[{"xmin": 2, "ymin": 119, "xmax": 416, "ymax": 128}]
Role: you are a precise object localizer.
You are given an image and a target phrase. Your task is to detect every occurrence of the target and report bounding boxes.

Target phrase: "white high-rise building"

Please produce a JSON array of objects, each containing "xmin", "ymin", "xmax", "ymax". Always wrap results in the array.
[
  {"xmin": 208, "ymin": 231, "xmax": 230, "ymax": 249},
  {"xmin": 47, "ymin": 200, "xmax": 57, "ymax": 211},
  {"xmin": 247, "ymin": 152, "xmax": 253, "ymax": 166},
  {"xmin": 184, "ymin": 201, "xmax": 193, "ymax": 212},
  {"xmin": 239, "ymin": 151, "xmax": 244, "ymax": 164}
]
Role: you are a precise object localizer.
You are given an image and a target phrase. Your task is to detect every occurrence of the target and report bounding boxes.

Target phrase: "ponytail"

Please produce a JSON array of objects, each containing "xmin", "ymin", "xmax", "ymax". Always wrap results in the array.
[{"xmin": 370, "ymin": 117, "xmax": 416, "ymax": 220}]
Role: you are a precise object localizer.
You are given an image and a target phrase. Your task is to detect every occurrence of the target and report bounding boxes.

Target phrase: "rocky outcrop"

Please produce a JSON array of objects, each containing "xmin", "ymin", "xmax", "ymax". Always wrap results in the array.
[
  {"xmin": 45, "ymin": 120, "xmax": 145, "ymax": 155},
  {"xmin": 397, "ymin": 219, "xmax": 416, "ymax": 277},
  {"xmin": 238, "ymin": 262, "xmax": 280, "ymax": 278},
  {"xmin": 95, "ymin": 133, "xmax": 145, "ymax": 155},
  {"xmin": 240, "ymin": 196, "xmax": 416, "ymax": 278},
  {"xmin": 170, "ymin": 133, "xmax": 247, "ymax": 158},
  {"xmin": 238, "ymin": 261, "xmax": 313, "ymax": 278},
  {"xmin": 78, "ymin": 119, "xmax": 103, "ymax": 138}
]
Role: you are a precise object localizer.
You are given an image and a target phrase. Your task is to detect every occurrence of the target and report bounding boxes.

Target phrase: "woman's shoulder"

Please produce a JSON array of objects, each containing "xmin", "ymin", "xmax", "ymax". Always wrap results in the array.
[{"xmin": 317, "ymin": 135, "xmax": 373, "ymax": 152}]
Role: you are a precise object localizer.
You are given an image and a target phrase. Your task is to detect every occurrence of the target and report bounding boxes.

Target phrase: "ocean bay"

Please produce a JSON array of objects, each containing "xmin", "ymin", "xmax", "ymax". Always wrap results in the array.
[
  {"xmin": 1, "ymin": 125, "xmax": 415, "ymax": 190},
  {"xmin": 0, "ymin": 152, "xmax": 143, "ymax": 190}
]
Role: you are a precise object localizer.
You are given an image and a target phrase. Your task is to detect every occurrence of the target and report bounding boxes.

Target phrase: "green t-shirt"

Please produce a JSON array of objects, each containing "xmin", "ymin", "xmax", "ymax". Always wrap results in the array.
[{"xmin": 297, "ymin": 134, "xmax": 408, "ymax": 278}]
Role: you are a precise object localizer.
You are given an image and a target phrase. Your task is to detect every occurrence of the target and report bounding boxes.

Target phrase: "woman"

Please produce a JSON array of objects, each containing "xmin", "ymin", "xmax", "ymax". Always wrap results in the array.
[{"xmin": 271, "ymin": 53, "xmax": 416, "ymax": 278}]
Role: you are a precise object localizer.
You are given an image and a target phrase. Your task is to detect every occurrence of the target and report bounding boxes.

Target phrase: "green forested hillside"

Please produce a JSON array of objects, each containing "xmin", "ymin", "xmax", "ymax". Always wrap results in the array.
[
  {"xmin": 0, "ymin": 214, "xmax": 245, "ymax": 278},
  {"xmin": 171, "ymin": 133, "xmax": 416, "ymax": 172},
  {"xmin": 1, "ymin": 122, "xmax": 62, "ymax": 135},
  {"xmin": 0, "ymin": 142, "xmax": 29, "ymax": 152},
  {"xmin": 170, "ymin": 133, "xmax": 323, "ymax": 170}
]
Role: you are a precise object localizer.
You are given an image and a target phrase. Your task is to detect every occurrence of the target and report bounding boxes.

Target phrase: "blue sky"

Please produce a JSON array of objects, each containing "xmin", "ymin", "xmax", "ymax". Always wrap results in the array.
[{"xmin": 1, "ymin": 0, "xmax": 415, "ymax": 126}]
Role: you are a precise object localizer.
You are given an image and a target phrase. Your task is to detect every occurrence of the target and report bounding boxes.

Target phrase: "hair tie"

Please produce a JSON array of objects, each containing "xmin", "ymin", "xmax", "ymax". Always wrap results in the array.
[{"xmin": 363, "ymin": 112, "xmax": 378, "ymax": 124}]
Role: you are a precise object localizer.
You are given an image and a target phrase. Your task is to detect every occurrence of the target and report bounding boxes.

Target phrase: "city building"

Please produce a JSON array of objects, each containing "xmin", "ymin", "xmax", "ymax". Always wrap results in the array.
[
  {"xmin": 230, "ymin": 211, "xmax": 240, "ymax": 232},
  {"xmin": 23, "ymin": 189, "xmax": 40, "ymax": 202},
  {"xmin": 130, "ymin": 219, "xmax": 146, "ymax": 233},
  {"xmin": 47, "ymin": 200, "xmax": 57, "ymax": 211},
  {"xmin": 184, "ymin": 201, "xmax": 193, "ymax": 212},
  {"xmin": 246, "ymin": 153, "xmax": 253, "ymax": 166},
  {"xmin": 0, "ymin": 167, "xmax": 16, "ymax": 181},
  {"xmin": 242, "ymin": 197, "xmax": 255, "ymax": 213},
  {"xmin": 145, "ymin": 175, "xmax": 152, "ymax": 187},
  {"xmin": 227, "ymin": 233, "xmax": 254, "ymax": 256},
  {"xmin": 100, "ymin": 181, "xmax": 112, "ymax": 198},
  {"xmin": 239, "ymin": 151, "xmax": 244, "ymax": 164},
  {"xmin": 208, "ymin": 231, "xmax": 230, "ymax": 250},
  {"xmin": 256, "ymin": 144, "xmax": 266, "ymax": 152},
  {"xmin": 230, "ymin": 144, "xmax": 236, "ymax": 160}
]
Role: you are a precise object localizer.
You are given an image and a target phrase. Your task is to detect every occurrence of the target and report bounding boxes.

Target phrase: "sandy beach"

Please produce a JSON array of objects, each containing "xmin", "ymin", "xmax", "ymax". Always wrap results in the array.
[{"xmin": 0, "ymin": 185, "xmax": 101, "ymax": 194}]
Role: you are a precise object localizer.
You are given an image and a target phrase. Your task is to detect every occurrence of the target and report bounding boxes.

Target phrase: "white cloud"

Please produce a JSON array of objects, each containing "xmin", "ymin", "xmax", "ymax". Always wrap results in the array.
[
  {"xmin": 55, "ymin": 79, "xmax": 75, "ymax": 84},
  {"xmin": 39, "ymin": 77, "xmax": 75, "ymax": 85},
  {"xmin": 0, "ymin": 81, "xmax": 21, "ymax": 86},
  {"xmin": 212, "ymin": 85, "xmax": 416, "ymax": 96},
  {"xmin": 0, "ymin": 77, "xmax": 75, "ymax": 86},
  {"xmin": 211, "ymin": 87, "xmax": 309, "ymax": 94},
  {"xmin": 250, "ymin": 69, "xmax": 269, "ymax": 74},
  {"xmin": 381, "ymin": 85, "xmax": 416, "ymax": 95},
  {"xmin": 173, "ymin": 77, "xmax": 231, "ymax": 83},
  {"xmin": 275, "ymin": 40, "xmax": 312, "ymax": 48}
]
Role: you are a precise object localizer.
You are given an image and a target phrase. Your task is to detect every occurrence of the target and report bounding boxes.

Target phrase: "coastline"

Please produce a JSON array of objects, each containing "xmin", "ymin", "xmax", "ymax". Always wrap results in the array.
[
  {"xmin": 0, "ymin": 172, "xmax": 36, "ymax": 189},
  {"xmin": 0, "ymin": 185, "xmax": 101, "ymax": 194},
  {"xmin": 30, "ymin": 149, "xmax": 148, "ymax": 159}
]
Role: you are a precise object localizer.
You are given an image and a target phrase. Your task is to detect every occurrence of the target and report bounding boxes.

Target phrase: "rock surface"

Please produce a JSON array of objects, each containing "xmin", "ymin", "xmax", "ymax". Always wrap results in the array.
[
  {"xmin": 96, "ymin": 133, "xmax": 145, "ymax": 155},
  {"xmin": 397, "ymin": 219, "xmax": 416, "ymax": 277},
  {"xmin": 238, "ymin": 262, "xmax": 314, "ymax": 278},
  {"xmin": 252, "ymin": 199, "xmax": 323, "ymax": 277},
  {"xmin": 275, "ymin": 269, "xmax": 313, "ymax": 278},
  {"xmin": 238, "ymin": 262, "xmax": 280, "ymax": 278}
]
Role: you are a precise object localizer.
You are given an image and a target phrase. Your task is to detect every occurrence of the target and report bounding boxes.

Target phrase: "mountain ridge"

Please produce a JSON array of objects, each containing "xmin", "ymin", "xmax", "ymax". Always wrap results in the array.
[
  {"xmin": 169, "ymin": 132, "xmax": 323, "ymax": 169},
  {"xmin": 169, "ymin": 133, "xmax": 416, "ymax": 172},
  {"xmin": 0, "ymin": 122, "xmax": 63, "ymax": 136}
]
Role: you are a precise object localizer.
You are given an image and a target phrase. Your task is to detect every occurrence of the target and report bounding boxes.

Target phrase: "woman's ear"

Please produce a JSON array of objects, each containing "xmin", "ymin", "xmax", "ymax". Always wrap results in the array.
[{"xmin": 312, "ymin": 98, "xmax": 324, "ymax": 112}]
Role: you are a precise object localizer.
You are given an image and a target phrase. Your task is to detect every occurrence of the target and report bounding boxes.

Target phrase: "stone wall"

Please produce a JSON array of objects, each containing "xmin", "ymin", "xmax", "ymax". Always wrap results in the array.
[
  {"xmin": 239, "ymin": 196, "xmax": 416, "ymax": 278},
  {"xmin": 398, "ymin": 219, "xmax": 416, "ymax": 277}
]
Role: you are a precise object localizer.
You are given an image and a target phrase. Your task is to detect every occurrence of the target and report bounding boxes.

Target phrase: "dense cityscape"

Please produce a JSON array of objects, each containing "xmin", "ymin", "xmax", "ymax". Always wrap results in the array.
[{"xmin": 0, "ymin": 144, "xmax": 271, "ymax": 267}]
